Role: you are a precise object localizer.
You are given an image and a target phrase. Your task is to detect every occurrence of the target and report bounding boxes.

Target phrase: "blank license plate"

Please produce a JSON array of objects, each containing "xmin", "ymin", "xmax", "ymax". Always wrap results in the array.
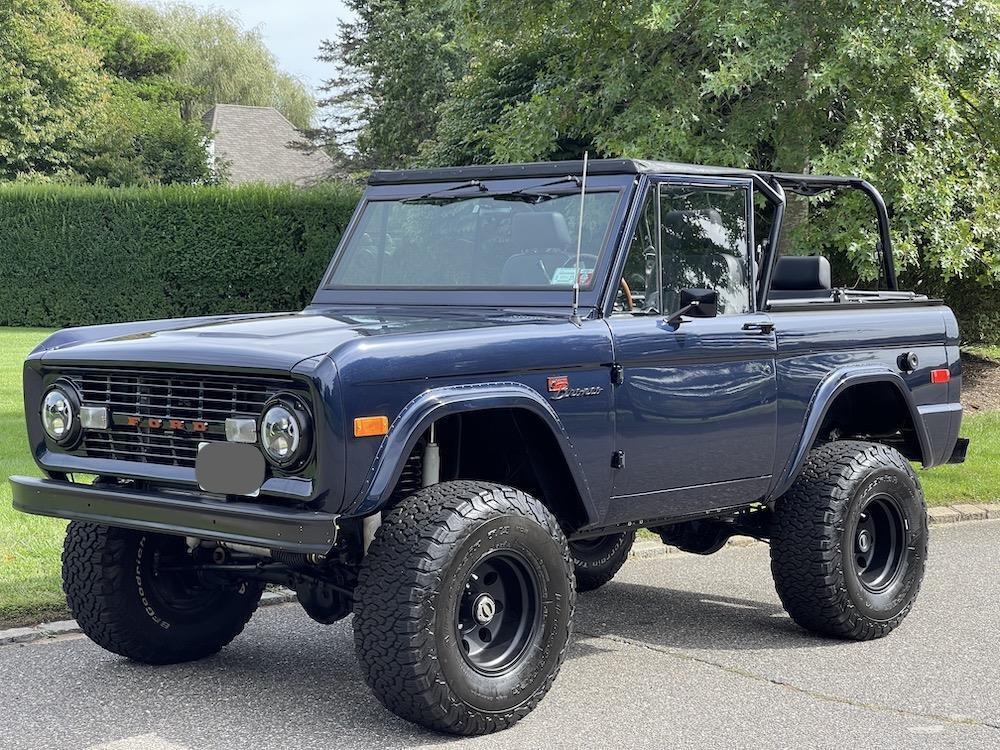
[{"xmin": 196, "ymin": 442, "xmax": 265, "ymax": 496}]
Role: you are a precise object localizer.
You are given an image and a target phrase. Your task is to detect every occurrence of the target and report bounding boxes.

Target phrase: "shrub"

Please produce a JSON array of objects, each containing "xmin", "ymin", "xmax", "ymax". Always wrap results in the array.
[{"xmin": 0, "ymin": 182, "xmax": 360, "ymax": 328}]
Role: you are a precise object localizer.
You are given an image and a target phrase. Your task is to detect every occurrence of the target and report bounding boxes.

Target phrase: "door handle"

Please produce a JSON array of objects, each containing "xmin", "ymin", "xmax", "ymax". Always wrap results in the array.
[{"xmin": 742, "ymin": 322, "xmax": 775, "ymax": 335}]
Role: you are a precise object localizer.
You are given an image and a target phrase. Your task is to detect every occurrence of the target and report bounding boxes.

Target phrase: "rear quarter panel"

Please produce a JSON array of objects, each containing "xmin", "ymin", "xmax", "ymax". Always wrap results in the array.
[{"xmin": 771, "ymin": 304, "xmax": 960, "ymax": 488}]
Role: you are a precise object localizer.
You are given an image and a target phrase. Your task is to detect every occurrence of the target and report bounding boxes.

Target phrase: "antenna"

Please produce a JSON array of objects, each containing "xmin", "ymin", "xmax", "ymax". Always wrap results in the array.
[{"xmin": 570, "ymin": 151, "xmax": 589, "ymax": 326}]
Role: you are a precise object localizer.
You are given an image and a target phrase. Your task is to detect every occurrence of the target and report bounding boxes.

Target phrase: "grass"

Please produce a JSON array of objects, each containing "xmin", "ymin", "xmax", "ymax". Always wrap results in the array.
[
  {"xmin": 0, "ymin": 328, "xmax": 67, "ymax": 627},
  {"xmin": 0, "ymin": 326, "xmax": 996, "ymax": 627},
  {"xmin": 919, "ymin": 411, "xmax": 1000, "ymax": 505},
  {"xmin": 963, "ymin": 344, "xmax": 1000, "ymax": 362}
]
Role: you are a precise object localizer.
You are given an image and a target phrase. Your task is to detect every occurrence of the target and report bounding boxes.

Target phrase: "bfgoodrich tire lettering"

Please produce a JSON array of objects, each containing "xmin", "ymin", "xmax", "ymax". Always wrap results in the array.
[
  {"xmin": 352, "ymin": 481, "xmax": 575, "ymax": 735},
  {"xmin": 569, "ymin": 531, "xmax": 635, "ymax": 591},
  {"xmin": 770, "ymin": 441, "xmax": 927, "ymax": 640},
  {"xmin": 62, "ymin": 522, "xmax": 263, "ymax": 664}
]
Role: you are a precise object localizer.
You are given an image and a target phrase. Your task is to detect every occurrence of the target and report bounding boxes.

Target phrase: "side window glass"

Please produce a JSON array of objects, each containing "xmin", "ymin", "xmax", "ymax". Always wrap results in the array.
[
  {"xmin": 657, "ymin": 184, "xmax": 751, "ymax": 315},
  {"xmin": 613, "ymin": 194, "xmax": 657, "ymax": 314}
]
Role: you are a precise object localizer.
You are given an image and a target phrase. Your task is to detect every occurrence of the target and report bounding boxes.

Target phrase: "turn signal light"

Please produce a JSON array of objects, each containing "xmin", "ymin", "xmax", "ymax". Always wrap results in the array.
[
  {"xmin": 354, "ymin": 416, "xmax": 389, "ymax": 438},
  {"xmin": 930, "ymin": 369, "xmax": 951, "ymax": 384}
]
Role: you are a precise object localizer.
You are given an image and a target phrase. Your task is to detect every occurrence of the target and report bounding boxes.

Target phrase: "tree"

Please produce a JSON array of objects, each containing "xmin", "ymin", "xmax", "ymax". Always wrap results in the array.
[
  {"xmin": 0, "ymin": 0, "xmax": 108, "ymax": 179},
  {"xmin": 417, "ymin": 0, "xmax": 1000, "ymax": 284},
  {"xmin": 1, "ymin": 0, "xmax": 212, "ymax": 185},
  {"xmin": 121, "ymin": 2, "xmax": 317, "ymax": 130},
  {"xmin": 317, "ymin": 0, "xmax": 465, "ymax": 169}
]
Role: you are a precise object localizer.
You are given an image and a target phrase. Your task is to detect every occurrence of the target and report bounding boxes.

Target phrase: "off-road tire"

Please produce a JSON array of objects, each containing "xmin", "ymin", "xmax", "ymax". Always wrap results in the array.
[
  {"xmin": 62, "ymin": 522, "xmax": 264, "ymax": 664},
  {"xmin": 569, "ymin": 531, "xmax": 635, "ymax": 591},
  {"xmin": 353, "ymin": 481, "xmax": 576, "ymax": 735},
  {"xmin": 771, "ymin": 441, "xmax": 928, "ymax": 640}
]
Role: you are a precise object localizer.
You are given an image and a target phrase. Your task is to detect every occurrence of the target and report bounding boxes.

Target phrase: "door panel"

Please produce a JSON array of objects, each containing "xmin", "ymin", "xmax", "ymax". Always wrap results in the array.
[{"xmin": 605, "ymin": 178, "xmax": 777, "ymax": 524}]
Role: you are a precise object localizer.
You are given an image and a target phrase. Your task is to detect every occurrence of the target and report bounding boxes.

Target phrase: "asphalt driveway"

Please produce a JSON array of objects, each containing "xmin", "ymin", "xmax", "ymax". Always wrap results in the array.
[{"xmin": 1, "ymin": 520, "xmax": 997, "ymax": 750}]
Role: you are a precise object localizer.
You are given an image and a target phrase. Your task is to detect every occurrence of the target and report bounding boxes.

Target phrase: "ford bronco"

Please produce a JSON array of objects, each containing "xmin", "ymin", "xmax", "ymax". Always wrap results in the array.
[{"xmin": 11, "ymin": 159, "xmax": 967, "ymax": 735}]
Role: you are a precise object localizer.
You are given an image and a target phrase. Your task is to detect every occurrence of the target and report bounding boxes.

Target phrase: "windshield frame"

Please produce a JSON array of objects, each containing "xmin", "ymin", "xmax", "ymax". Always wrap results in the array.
[{"xmin": 312, "ymin": 174, "xmax": 637, "ymax": 310}]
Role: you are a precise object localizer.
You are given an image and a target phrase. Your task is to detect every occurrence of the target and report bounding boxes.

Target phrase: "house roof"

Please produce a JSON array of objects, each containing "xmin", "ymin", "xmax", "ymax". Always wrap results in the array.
[{"xmin": 202, "ymin": 104, "xmax": 334, "ymax": 186}]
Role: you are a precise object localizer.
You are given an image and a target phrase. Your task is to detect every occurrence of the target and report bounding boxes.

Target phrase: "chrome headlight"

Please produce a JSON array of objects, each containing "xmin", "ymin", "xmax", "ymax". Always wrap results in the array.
[
  {"xmin": 41, "ymin": 385, "xmax": 79, "ymax": 445},
  {"xmin": 260, "ymin": 397, "xmax": 310, "ymax": 468}
]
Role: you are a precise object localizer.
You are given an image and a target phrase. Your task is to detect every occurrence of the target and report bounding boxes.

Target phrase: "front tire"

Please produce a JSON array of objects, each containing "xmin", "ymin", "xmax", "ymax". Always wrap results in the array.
[
  {"xmin": 62, "ymin": 522, "xmax": 264, "ymax": 664},
  {"xmin": 569, "ymin": 531, "xmax": 634, "ymax": 591},
  {"xmin": 353, "ymin": 481, "xmax": 576, "ymax": 735},
  {"xmin": 770, "ymin": 441, "xmax": 927, "ymax": 640}
]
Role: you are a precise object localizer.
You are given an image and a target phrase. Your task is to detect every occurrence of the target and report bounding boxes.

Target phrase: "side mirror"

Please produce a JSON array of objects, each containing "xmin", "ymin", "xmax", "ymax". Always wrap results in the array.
[{"xmin": 664, "ymin": 288, "xmax": 718, "ymax": 326}]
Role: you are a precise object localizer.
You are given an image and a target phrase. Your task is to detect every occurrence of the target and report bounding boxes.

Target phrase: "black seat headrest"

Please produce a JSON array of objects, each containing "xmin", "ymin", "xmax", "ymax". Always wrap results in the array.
[
  {"xmin": 510, "ymin": 212, "xmax": 572, "ymax": 251},
  {"xmin": 771, "ymin": 256, "xmax": 832, "ymax": 291}
]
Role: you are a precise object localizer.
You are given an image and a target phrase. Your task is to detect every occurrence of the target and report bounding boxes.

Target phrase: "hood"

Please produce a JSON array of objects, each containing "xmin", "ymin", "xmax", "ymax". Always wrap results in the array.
[{"xmin": 35, "ymin": 308, "xmax": 562, "ymax": 372}]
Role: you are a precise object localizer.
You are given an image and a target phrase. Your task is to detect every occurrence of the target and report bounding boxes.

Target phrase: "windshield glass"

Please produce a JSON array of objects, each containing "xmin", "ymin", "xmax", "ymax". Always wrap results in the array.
[{"xmin": 327, "ymin": 190, "xmax": 620, "ymax": 289}]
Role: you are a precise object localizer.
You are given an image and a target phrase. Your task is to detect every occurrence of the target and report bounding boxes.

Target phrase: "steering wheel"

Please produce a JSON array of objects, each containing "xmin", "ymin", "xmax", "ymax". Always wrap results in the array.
[{"xmin": 619, "ymin": 278, "xmax": 635, "ymax": 311}]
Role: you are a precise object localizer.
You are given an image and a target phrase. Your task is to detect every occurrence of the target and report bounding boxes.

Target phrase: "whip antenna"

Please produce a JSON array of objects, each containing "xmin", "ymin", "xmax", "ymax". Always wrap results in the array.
[{"xmin": 570, "ymin": 151, "xmax": 589, "ymax": 326}]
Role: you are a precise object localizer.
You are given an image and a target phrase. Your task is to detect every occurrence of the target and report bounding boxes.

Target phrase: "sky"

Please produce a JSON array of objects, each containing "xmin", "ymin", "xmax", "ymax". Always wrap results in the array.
[{"xmin": 146, "ymin": 1, "xmax": 353, "ymax": 92}]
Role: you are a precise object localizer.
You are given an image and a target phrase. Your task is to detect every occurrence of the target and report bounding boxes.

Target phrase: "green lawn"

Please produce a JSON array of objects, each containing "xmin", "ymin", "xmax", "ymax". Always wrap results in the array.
[
  {"xmin": 919, "ymin": 411, "xmax": 1000, "ymax": 505},
  {"xmin": 0, "ymin": 326, "xmax": 996, "ymax": 627},
  {"xmin": 0, "ymin": 328, "xmax": 67, "ymax": 627}
]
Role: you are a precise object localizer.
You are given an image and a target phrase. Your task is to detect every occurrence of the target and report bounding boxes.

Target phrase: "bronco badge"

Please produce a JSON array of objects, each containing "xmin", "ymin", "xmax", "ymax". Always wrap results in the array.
[{"xmin": 546, "ymin": 376, "xmax": 603, "ymax": 400}]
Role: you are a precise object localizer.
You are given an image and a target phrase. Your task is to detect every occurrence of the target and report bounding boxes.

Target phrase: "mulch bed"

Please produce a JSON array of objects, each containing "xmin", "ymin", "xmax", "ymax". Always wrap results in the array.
[{"xmin": 962, "ymin": 354, "xmax": 1000, "ymax": 413}]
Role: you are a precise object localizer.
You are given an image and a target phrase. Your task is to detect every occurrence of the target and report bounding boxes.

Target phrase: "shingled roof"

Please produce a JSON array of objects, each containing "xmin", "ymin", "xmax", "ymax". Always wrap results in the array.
[{"xmin": 202, "ymin": 104, "xmax": 334, "ymax": 186}]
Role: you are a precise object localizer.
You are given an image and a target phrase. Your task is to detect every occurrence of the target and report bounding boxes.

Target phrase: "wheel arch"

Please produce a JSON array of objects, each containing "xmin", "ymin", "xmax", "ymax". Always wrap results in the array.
[
  {"xmin": 347, "ymin": 383, "xmax": 598, "ymax": 529},
  {"xmin": 770, "ymin": 366, "xmax": 933, "ymax": 501}
]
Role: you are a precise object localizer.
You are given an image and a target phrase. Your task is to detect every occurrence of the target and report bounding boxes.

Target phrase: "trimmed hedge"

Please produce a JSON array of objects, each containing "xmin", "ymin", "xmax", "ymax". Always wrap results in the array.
[{"xmin": 0, "ymin": 182, "xmax": 361, "ymax": 328}]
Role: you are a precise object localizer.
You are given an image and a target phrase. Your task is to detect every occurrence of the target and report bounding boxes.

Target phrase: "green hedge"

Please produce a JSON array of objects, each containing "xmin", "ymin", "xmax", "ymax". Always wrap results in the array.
[{"xmin": 0, "ymin": 182, "xmax": 361, "ymax": 328}]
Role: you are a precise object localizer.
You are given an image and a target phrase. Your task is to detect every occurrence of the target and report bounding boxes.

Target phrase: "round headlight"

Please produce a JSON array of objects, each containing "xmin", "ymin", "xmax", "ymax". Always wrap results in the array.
[
  {"xmin": 260, "ymin": 399, "xmax": 309, "ymax": 467},
  {"xmin": 42, "ymin": 387, "xmax": 76, "ymax": 443}
]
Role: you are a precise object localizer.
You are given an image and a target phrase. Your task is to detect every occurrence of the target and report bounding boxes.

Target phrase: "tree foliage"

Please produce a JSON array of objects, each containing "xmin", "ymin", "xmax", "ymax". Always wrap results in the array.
[
  {"xmin": 0, "ymin": 0, "xmax": 211, "ymax": 184},
  {"xmin": 121, "ymin": 2, "xmax": 317, "ymax": 130},
  {"xmin": 0, "ymin": 0, "xmax": 107, "ymax": 178},
  {"xmin": 318, "ymin": 0, "xmax": 465, "ymax": 169}
]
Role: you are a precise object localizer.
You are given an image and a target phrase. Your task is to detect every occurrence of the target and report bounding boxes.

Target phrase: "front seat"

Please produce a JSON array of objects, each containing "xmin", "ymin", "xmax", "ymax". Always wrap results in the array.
[{"xmin": 501, "ymin": 212, "xmax": 572, "ymax": 285}]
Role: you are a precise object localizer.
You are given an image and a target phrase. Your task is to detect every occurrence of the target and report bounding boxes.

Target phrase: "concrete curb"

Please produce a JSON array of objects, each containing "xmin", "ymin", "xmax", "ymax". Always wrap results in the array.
[
  {"xmin": 0, "ymin": 589, "xmax": 297, "ymax": 648},
  {"xmin": 3, "ymin": 504, "xmax": 997, "ymax": 646}
]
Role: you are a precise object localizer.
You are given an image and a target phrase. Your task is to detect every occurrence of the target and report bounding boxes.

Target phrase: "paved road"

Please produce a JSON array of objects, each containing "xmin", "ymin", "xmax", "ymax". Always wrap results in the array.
[{"xmin": 1, "ymin": 520, "xmax": 997, "ymax": 750}]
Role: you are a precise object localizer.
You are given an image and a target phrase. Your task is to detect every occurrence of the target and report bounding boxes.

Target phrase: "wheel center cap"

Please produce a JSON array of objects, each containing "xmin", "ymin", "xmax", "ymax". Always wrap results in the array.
[
  {"xmin": 473, "ymin": 594, "xmax": 497, "ymax": 625},
  {"xmin": 857, "ymin": 530, "xmax": 872, "ymax": 553}
]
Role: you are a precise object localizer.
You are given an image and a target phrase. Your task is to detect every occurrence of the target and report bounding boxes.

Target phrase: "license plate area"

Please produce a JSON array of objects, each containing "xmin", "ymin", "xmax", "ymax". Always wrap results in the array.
[{"xmin": 196, "ymin": 442, "xmax": 266, "ymax": 496}]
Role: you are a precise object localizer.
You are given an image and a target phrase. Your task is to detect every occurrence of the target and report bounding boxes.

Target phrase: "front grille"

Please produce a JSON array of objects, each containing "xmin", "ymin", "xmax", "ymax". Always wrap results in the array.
[{"xmin": 60, "ymin": 368, "xmax": 305, "ymax": 469}]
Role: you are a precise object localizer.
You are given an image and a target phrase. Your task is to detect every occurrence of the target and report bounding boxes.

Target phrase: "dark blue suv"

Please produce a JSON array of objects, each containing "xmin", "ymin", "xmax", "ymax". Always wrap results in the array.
[{"xmin": 11, "ymin": 159, "xmax": 966, "ymax": 735}]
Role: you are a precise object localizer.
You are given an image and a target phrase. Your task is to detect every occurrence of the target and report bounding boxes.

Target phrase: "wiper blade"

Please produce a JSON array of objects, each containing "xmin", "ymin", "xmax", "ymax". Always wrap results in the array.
[
  {"xmin": 401, "ymin": 175, "xmax": 583, "ymax": 206},
  {"xmin": 402, "ymin": 180, "xmax": 487, "ymax": 204}
]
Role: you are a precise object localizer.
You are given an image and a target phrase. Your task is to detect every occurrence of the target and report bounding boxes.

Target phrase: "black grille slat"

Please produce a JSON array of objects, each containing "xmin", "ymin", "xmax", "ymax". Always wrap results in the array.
[{"xmin": 59, "ymin": 368, "xmax": 303, "ymax": 469}]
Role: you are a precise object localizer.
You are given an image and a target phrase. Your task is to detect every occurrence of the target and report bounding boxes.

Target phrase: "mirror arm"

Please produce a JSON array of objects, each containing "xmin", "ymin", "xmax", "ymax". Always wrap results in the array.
[{"xmin": 663, "ymin": 300, "xmax": 701, "ymax": 327}]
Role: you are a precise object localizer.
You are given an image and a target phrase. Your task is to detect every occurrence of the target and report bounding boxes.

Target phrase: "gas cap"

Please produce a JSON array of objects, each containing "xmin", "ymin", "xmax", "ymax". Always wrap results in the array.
[{"xmin": 897, "ymin": 352, "xmax": 919, "ymax": 372}]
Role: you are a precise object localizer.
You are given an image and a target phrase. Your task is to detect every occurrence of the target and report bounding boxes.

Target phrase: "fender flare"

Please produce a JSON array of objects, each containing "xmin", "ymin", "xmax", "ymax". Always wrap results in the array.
[
  {"xmin": 347, "ymin": 382, "xmax": 597, "ymax": 520},
  {"xmin": 768, "ymin": 365, "xmax": 933, "ymax": 500}
]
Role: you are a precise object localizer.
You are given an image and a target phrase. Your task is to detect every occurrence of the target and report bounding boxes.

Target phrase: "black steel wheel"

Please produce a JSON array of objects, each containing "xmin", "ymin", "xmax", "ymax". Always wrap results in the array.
[
  {"xmin": 62, "ymin": 522, "xmax": 263, "ymax": 664},
  {"xmin": 569, "ymin": 531, "xmax": 634, "ymax": 591},
  {"xmin": 852, "ymin": 495, "xmax": 907, "ymax": 594},
  {"xmin": 456, "ymin": 551, "xmax": 540, "ymax": 673},
  {"xmin": 353, "ymin": 481, "xmax": 575, "ymax": 735},
  {"xmin": 771, "ymin": 441, "xmax": 927, "ymax": 640}
]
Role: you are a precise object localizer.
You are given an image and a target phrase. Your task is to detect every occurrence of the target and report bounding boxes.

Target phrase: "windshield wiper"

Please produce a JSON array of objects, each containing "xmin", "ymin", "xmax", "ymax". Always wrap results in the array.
[
  {"xmin": 402, "ymin": 180, "xmax": 488, "ymax": 205},
  {"xmin": 402, "ymin": 175, "xmax": 584, "ymax": 206},
  {"xmin": 492, "ymin": 175, "xmax": 582, "ymax": 204}
]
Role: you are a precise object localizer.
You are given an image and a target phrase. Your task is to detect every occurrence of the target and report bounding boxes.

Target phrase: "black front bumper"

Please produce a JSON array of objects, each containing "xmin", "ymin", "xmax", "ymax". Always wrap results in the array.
[{"xmin": 10, "ymin": 476, "xmax": 338, "ymax": 554}]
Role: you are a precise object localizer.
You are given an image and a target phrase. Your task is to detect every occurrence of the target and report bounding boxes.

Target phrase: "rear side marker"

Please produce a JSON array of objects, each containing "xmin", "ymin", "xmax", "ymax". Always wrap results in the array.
[{"xmin": 930, "ymin": 369, "xmax": 951, "ymax": 384}]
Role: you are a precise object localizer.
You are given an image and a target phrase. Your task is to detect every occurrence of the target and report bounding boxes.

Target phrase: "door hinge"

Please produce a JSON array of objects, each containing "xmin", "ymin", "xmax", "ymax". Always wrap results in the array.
[
  {"xmin": 610, "ymin": 363, "xmax": 625, "ymax": 386},
  {"xmin": 611, "ymin": 450, "xmax": 626, "ymax": 469}
]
